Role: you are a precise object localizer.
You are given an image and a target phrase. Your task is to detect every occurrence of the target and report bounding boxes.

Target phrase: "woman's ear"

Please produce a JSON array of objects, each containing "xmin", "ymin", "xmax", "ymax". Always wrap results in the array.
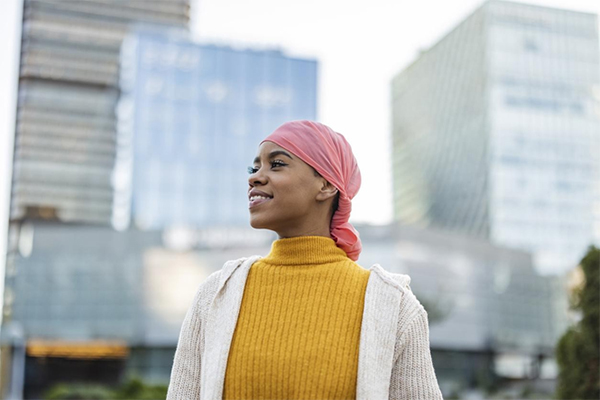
[{"xmin": 316, "ymin": 180, "xmax": 338, "ymax": 202}]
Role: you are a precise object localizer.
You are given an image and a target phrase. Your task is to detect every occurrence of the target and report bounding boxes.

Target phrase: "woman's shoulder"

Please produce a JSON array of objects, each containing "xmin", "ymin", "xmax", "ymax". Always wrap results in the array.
[
  {"xmin": 369, "ymin": 264, "xmax": 427, "ymax": 319},
  {"xmin": 196, "ymin": 255, "xmax": 262, "ymax": 293},
  {"xmin": 369, "ymin": 263, "xmax": 412, "ymax": 292}
]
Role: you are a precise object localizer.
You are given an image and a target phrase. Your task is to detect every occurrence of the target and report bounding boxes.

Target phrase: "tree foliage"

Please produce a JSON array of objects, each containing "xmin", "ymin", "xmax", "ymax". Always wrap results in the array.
[{"xmin": 555, "ymin": 245, "xmax": 599, "ymax": 400}]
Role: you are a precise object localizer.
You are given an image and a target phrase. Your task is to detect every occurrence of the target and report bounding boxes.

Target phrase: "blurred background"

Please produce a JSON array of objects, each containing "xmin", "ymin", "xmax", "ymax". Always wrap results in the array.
[{"xmin": 0, "ymin": 0, "xmax": 598, "ymax": 399}]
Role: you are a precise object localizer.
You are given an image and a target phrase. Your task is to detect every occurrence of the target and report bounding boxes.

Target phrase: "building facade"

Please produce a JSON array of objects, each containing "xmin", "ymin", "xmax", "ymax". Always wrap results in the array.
[
  {"xmin": 391, "ymin": 0, "xmax": 600, "ymax": 275},
  {"xmin": 1, "ymin": 221, "xmax": 561, "ymax": 398},
  {"xmin": 10, "ymin": 0, "xmax": 190, "ymax": 225},
  {"xmin": 114, "ymin": 30, "xmax": 318, "ymax": 230}
]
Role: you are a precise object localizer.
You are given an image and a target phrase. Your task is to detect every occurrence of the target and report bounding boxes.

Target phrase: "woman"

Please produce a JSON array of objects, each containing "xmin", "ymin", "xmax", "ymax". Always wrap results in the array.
[{"xmin": 167, "ymin": 120, "xmax": 443, "ymax": 400}]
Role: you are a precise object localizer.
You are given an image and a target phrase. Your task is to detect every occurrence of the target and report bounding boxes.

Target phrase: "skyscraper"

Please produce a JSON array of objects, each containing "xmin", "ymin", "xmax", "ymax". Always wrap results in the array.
[
  {"xmin": 114, "ymin": 30, "xmax": 318, "ymax": 230},
  {"xmin": 391, "ymin": 0, "xmax": 599, "ymax": 275},
  {"xmin": 10, "ymin": 0, "xmax": 190, "ymax": 225}
]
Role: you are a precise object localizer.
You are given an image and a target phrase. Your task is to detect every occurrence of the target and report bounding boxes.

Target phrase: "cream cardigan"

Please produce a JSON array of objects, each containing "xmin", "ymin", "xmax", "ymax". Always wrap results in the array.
[{"xmin": 167, "ymin": 255, "xmax": 444, "ymax": 400}]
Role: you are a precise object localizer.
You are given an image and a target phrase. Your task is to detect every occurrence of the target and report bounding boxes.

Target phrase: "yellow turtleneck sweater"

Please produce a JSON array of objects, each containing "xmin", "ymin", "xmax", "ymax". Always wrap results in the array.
[{"xmin": 222, "ymin": 235, "xmax": 371, "ymax": 400}]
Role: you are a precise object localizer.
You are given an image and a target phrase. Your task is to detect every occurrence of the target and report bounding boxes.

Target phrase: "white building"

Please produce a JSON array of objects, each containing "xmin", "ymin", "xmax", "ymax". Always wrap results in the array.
[
  {"xmin": 391, "ymin": 0, "xmax": 600, "ymax": 276},
  {"xmin": 10, "ymin": 0, "xmax": 190, "ymax": 225}
]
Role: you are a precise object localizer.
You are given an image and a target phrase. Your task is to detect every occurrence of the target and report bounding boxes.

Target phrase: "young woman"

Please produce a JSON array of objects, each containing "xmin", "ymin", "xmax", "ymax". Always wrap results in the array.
[{"xmin": 167, "ymin": 120, "xmax": 443, "ymax": 399}]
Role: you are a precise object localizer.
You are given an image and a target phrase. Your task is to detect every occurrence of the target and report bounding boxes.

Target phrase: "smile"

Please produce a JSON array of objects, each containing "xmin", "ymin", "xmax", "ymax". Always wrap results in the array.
[{"xmin": 249, "ymin": 196, "xmax": 272, "ymax": 209}]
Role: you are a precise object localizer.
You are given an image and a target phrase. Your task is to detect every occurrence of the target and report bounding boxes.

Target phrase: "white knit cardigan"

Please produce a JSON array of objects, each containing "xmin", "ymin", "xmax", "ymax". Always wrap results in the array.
[{"xmin": 167, "ymin": 255, "xmax": 444, "ymax": 400}]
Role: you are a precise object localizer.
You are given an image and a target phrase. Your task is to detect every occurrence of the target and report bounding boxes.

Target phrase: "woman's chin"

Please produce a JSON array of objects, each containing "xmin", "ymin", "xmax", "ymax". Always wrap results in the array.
[{"xmin": 249, "ymin": 217, "xmax": 269, "ymax": 230}]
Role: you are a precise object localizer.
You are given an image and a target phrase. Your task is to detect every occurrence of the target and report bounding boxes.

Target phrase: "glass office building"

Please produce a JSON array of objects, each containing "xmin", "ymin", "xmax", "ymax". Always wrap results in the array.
[
  {"xmin": 11, "ymin": 0, "xmax": 189, "ymax": 225},
  {"xmin": 5, "ymin": 221, "xmax": 558, "ymax": 397},
  {"xmin": 114, "ymin": 30, "xmax": 317, "ymax": 230},
  {"xmin": 391, "ymin": 0, "xmax": 599, "ymax": 275}
]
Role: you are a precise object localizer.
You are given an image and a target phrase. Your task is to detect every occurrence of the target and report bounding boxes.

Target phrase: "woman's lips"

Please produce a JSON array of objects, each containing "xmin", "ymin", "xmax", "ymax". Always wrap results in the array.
[{"xmin": 249, "ymin": 197, "xmax": 272, "ymax": 209}]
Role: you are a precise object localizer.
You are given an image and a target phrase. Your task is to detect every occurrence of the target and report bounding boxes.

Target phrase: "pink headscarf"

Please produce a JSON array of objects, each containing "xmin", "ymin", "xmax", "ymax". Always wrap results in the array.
[{"xmin": 260, "ymin": 120, "xmax": 362, "ymax": 261}]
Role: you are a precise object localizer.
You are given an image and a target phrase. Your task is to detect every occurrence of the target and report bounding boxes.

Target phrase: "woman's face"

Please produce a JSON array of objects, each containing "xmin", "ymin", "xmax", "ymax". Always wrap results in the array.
[{"xmin": 247, "ymin": 141, "xmax": 334, "ymax": 236}]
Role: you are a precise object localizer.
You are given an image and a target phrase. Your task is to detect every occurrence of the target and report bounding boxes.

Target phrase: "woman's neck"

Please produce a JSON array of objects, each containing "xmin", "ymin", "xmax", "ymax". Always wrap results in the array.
[{"xmin": 261, "ymin": 235, "xmax": 349, "ymax": 266}]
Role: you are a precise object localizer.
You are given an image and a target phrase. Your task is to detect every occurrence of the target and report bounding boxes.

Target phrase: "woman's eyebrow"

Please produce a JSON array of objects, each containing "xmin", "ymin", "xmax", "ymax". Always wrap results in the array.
[{"xmin": 253, "ymin": 150, "xmax": 294, "ymax": 164}]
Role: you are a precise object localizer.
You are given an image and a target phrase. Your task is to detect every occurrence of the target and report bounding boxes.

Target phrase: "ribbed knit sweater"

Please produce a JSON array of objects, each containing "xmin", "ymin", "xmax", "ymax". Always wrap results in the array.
[
  {"xmin": 222, "ymin": 236, "xmax": 371, "ymax": 399},
  {"xmin": 167, "ymin": 237, "xmax": 444, "ymax": 400}
]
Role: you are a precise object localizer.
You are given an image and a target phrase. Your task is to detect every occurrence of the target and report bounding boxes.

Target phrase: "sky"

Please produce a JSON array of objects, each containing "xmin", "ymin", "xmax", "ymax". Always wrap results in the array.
[
  {"xmin": 191, "ymin": 0, "xmax": 600, "ymax": 224},
  {"xmin": 0, "ymin": 0, "xmax": 22, "ymax": 327},
  {"xmin": 0, "ymin": 0, "xmax": 597, "ymax": 323},
  {"xmin": 0, "ymin": 0, "xmax": 596, "ymax": 332},
  {"xmin": 0, "ymin": 0, "xmax": 598, "ymax": 232}
]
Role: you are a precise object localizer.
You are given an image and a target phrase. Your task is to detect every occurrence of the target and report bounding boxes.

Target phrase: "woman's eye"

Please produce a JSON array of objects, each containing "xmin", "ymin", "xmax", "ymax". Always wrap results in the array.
[{"xmin": 247, "ymin": 161, "xmax": 286, "ymax": 174}]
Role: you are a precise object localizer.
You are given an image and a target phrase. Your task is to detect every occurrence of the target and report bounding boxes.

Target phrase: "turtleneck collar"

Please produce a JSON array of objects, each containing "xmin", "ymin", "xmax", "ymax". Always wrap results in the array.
[{"xmin": 261, "ymin": 235, "xmax": 350, "ymax": 266}]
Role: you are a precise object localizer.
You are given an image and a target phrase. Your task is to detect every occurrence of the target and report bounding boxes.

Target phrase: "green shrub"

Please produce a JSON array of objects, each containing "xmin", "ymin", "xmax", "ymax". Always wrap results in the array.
[
  {"xmin": 44, "ymin": 383, "xmax": 113, "ymax": 400},
  {"xmin": 43, "ymin": 375, "xmax": 168, "ymax": 400}
]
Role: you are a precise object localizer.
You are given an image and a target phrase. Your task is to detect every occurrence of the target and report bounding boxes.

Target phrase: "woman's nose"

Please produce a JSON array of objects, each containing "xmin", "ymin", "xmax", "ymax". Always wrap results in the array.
[{"xmin": 248, "ymin": 169, "xmax": 267, "ymax": 186}]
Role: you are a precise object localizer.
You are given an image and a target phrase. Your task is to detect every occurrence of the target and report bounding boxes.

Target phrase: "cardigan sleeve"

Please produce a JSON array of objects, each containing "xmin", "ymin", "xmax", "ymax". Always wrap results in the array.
[
  {"xmin": 166, "ymin": 270, "xmax": 221, "ymax": 400},
  {"xmin": 389, "ymin": 310, "xmax": 444, "ymax": 400}
]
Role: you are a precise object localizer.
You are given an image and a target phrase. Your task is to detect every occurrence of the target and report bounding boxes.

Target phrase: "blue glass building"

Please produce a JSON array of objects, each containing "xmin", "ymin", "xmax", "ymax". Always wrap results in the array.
[{"xmin": 114, "ymin": 30, "xmax": 317, "ymax": 230}]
